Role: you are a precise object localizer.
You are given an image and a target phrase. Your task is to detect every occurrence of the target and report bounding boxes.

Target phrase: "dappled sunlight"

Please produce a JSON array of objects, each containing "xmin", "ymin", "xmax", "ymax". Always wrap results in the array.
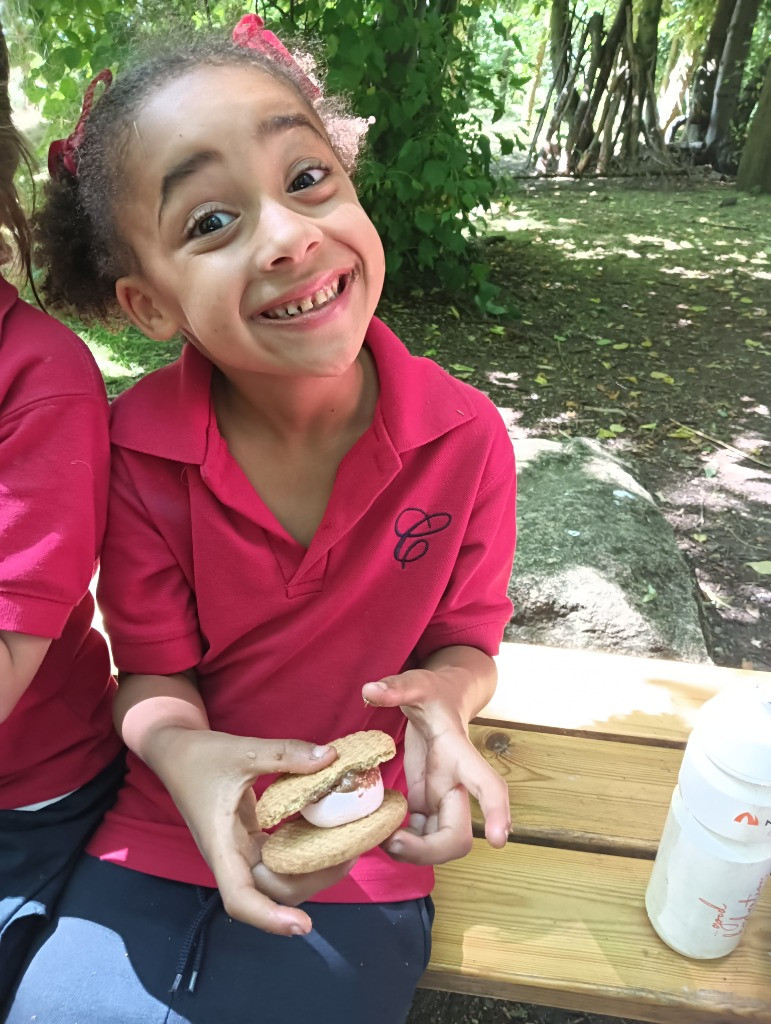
[{"xmin": 626, "ymin": 234, "xmax": 694, "ymax": 251}]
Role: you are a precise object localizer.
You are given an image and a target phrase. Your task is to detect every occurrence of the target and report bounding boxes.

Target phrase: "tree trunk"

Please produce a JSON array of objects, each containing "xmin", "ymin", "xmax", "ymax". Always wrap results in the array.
[
  {"xmin": 550, "ymin": 0, "xmax": 571, "ymax": 95},
  {"xmin": 525, "ymin": 27, "xmax": 549, "ymax": 125},
  {"xmin": 574, "ymin": 0, "xmax": 627, "ymax": 152},
  {"xmin": 635, "ymin": 0, "xmax": 664, "ymax": 131},
  {"xmin": 737, "ymin": 58, "xmax": 771, "ymax": 193},
  {"xmin": 686, "ymin": 0, "xmax": 736, "ymax": 141},
  {"xmin": 704, "ymin": 0, "xmax": 763, "ymax": 170}
]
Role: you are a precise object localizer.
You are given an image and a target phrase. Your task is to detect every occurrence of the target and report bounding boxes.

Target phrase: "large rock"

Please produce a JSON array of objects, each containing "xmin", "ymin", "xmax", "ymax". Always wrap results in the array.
[{"xmin": 505, "ymin": 437, "xmax": 710, "ymax": 662}]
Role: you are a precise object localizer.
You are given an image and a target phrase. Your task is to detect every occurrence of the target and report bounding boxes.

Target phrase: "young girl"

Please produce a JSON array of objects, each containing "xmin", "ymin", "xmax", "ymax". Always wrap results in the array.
[
  {"xmin": 6, "ymin": 16, "xmax": 516, "ymax": 1023},
  {"xmin": 0, "ymin": 19, "xmax": 124, "ymax": 1005}
]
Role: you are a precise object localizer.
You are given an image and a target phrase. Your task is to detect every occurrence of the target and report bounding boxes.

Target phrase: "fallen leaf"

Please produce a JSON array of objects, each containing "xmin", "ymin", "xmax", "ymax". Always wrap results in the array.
[
  {"xmin": 699, "ymin": 583, "xmax": 732, "ymax": 608},
  {"xmin": 668, "ymin": 425, "xmax": 694, "ymax": 438},
  {"xmin": 450, "ymin": 363, "xmax": 475, "ymax": 379},
  {"xmin": 746, "ymin": 561, "xmax": 771, "ymax": 575},
  {"xmin": 692, "ymin": 533, "xmax": 708, "ymax": 543}
]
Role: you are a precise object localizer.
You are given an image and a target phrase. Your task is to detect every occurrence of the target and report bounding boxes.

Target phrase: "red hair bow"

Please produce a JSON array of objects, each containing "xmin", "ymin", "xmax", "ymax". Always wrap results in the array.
[
  {"xmin": 48, "ymin": 69, "xmax": 113, "ymax": 181},
  {"xmin": 232, "ymin": 14, "xmax": 321, "ymax": 100}
]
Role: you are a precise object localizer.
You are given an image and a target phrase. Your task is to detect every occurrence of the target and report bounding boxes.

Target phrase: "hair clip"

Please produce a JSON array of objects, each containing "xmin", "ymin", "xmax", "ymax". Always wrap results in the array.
[
  {"xmin": 48, "ymin": 69, "xmax": 113, "ymax": 181},
  {"xmin": 232, "ymin": 14, "xmax": 321, "ymax": 100}
]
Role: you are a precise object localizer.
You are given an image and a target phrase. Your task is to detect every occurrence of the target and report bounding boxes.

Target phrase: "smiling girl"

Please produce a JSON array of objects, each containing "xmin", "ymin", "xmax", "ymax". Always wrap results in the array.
[{"xmin": 5, "ymin": 17, "xmax": 516, "ymax": 1023}]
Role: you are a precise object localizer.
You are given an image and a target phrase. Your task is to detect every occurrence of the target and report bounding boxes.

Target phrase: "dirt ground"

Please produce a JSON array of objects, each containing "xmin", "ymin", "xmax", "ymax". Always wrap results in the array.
[{"xmin": 391, "ymin": 174, "xmax": 770, "ymax": 1024}]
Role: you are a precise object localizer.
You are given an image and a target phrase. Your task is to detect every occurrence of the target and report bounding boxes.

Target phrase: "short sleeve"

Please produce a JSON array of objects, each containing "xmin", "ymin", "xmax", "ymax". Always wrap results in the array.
[
  {"xmin": 97, "ymin": 447, "xmax": 202, "ymax": 675},
  {"xmin": 0, "ymin": 394, "xmax": 110, "ymax": 638},
  {"xmin": 414, "ymin": 420, "xmax": 516, "ymax": 660}
]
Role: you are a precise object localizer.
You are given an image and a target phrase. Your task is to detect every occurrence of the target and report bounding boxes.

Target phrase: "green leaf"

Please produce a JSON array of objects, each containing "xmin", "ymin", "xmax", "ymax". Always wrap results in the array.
[
  {"xmin": 422, "ymin": 160, "xmax": 447, "ymax": 187},
  {"xmin": 746, "ymin": 561, "xmax": 771, "ymax": 575},
  {"xmin": 450, "ymin": 364, "xmax": 474, "ymax": 380},
  {"xmin": 668, "ymin": 425, "xmax": 694, "ymax": 438}
]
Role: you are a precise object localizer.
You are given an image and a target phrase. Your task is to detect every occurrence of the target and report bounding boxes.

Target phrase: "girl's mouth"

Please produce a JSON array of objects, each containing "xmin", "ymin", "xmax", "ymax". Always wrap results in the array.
[{"xmin": 260, "ymin": 274, "xmax": 349, "ymax": 320}]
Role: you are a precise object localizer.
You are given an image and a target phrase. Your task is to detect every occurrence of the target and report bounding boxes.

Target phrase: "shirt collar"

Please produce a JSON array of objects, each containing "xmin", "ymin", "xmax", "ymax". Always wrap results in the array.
[
  {"xmin": 0, "ymin": 277, "xmax": 19, "ymax": 334},
  {"xmin": 110, "ymin": 316, "xmax": 477, "ymax": 462}
]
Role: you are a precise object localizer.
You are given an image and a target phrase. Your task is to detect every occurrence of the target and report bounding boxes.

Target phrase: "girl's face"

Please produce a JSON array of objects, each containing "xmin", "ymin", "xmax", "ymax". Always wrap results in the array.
[{"xmin": 114, "ymin": 64, "xmax": 385, "ymax": 381}]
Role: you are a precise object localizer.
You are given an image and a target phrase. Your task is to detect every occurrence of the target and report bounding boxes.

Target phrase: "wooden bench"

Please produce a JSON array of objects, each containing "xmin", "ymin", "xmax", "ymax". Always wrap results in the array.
[{"xmin": 420, "ymin": 642, "xmax": 771, "ymax": 1024}]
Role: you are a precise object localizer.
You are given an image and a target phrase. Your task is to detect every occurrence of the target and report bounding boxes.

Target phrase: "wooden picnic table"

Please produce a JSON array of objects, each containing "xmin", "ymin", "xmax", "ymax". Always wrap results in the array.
[{"xmin": 420, "ymin": 642, "xmax": 771, "ymax": 1023}]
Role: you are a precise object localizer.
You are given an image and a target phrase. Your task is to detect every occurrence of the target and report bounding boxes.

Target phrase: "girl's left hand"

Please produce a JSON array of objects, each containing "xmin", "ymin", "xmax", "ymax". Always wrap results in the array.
[{"xmin": 361, "ymin": 670, "xmax": 510, "ymax": 865}]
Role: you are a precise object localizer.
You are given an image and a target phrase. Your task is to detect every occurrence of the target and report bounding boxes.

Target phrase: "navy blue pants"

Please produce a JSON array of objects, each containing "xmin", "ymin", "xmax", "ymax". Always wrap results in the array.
[
  {"xmin": 0, "ymin": 753, "xmax": 125, "ymax": 1005},
  {"xmin": 3, "ymin": 855, "xmax": 434, "ymax": 1024}
]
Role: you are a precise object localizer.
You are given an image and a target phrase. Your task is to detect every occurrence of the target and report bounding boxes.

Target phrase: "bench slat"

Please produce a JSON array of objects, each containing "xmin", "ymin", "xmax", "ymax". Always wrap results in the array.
[
  {"xmin": 468, "ymin": 725, "xmax": 679, "ymax": 856},
  {"xmin": 424, "ymin": 840, "xmax": 771, "ymax": 1024},
  {"xmin": 486, "ymin": 643, "xmax": 771, "ymax": 744}
]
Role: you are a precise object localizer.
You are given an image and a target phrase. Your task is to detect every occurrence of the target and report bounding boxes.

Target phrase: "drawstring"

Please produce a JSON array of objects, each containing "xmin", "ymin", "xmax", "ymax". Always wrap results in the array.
[{"xmin": 170, "ymin": 887, "xmax": 222, "ymax": 995}]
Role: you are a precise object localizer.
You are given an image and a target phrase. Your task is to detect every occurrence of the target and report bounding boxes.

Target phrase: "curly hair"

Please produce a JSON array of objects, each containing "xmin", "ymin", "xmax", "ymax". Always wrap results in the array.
[
  {"xmin": 33, "ymin": 26, "xmax": 368, "ymax": 324},
  {"xmin": 0, "ymin": 19, "xmax": 34, "ymax": 282}
]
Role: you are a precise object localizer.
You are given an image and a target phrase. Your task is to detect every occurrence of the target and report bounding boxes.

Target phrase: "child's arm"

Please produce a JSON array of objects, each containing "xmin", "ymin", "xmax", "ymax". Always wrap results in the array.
[
  {"xmin": 115, "ymin": 672, "xmax": 348, "ymax": 934},
  {"xmin": 362, "ymin": 644, "xmax": 510, "ymax": 865},
  {"xmin": 0, "ymin": 631, "xmax": 52, "ymax": 722}
]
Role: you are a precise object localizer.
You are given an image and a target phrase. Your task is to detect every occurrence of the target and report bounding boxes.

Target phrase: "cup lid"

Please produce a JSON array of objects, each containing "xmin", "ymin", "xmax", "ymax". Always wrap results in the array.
[{"xmin": 695, "ymin": 682, "xmax": 771, "ymax": 783}]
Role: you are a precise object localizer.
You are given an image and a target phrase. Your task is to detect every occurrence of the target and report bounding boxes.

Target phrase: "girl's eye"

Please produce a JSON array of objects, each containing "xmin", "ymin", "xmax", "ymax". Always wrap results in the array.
[
  {"xmin": 288, "ymin": 166, "xmax": 327, "ymax": 193},
  {"xmin": 189, "ymin": 210, "xmax": 236, "ymax": 237}
]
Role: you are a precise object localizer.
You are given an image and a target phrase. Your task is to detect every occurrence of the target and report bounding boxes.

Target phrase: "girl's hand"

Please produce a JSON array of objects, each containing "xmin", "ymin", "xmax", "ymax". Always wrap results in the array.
[
  {"xmin": 361, "ymin": 665, "xmax": 510, "ymax": 865},
  {"xmin": 148, "ymin": 727, "xmax": 349, "ymax": 934}
]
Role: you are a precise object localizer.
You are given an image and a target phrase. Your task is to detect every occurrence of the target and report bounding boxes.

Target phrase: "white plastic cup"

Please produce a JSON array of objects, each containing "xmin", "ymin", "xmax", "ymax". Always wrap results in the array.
[
  {"xmin": 645, "ymin": 681, "xmax": 771, "ymax": 958},
  {"xmin": 646, "ymin": 787, "xmax": 771, "ymax": 958}
]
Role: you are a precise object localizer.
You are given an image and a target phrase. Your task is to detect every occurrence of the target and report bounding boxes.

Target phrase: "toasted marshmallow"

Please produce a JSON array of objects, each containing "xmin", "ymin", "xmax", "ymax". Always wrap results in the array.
[{"xmin": 300, "ymin": 767, "xmax": 384, "ymax": 828}]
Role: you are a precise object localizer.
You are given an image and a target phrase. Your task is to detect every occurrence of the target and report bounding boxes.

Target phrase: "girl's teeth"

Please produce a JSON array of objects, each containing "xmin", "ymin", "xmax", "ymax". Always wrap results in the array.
[{"xmin": 263, "ymin": 277, "xmax": 342, "ymax": 319}]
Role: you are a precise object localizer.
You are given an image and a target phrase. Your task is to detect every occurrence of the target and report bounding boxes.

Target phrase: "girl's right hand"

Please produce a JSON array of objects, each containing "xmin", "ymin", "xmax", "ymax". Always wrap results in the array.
[{"xmin": 148, "ymin": 727, "xmax": 347, "ymax": 935}]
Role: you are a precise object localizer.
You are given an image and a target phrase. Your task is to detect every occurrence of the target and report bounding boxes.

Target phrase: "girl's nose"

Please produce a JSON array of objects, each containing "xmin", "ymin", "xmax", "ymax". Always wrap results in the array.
[{"xmin": 255, "ymin": 199, "xmax": 323, "ymax": 270}]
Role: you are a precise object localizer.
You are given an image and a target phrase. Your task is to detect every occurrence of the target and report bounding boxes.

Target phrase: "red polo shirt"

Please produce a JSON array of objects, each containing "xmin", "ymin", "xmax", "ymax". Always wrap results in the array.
[
  {"xmin": 0, "ymin": 278, "xmax": 120, "ymax": 808},
  {"xmin": 93, "ymin": 316, "xmax": 516, "ymax": 901}
]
